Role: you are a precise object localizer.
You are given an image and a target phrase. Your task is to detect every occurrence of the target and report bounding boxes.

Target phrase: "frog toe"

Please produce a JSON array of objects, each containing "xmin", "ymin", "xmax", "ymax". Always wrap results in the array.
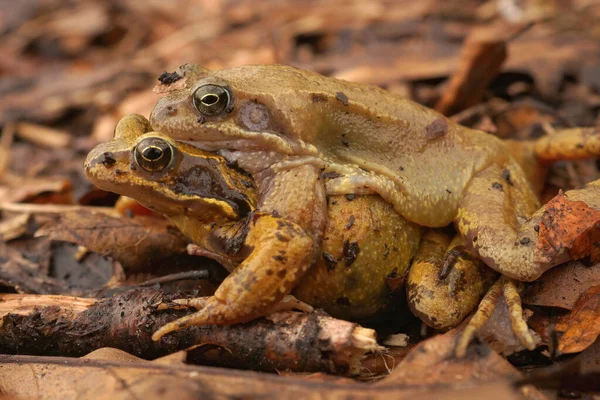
[
  {"xmin": 152, "ymin": 296, "xmax": 250, "ymax": 341},
  {"xmin": 455, "ymin": 277, "xmax": 536, "ymax": 357},
  {"xmin": 171, "ymin": 297, "xmax": 210, "ymax": 310}
]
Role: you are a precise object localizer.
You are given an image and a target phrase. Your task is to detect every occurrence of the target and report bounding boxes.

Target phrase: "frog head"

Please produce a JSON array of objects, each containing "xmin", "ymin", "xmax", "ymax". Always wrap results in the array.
[
  {"xmin": 149, "ymin": 64, "xmax": 329, "ymax": 154},
  {"xmin": 84, "ymin": 114, "xmax": 256, "ymax": 223}
]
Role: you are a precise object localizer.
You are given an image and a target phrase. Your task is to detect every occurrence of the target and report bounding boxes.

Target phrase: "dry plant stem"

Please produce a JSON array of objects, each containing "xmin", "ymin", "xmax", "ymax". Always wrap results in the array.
[{"xmin": 0, "ymin": 289, "xmax": 379, "ymax": 375}]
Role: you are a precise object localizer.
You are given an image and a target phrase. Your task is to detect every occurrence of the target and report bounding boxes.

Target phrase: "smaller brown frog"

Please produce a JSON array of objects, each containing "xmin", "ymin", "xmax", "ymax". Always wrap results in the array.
[{"xmin": 85, "ymin": 115, "xmax": 495, "ymax": 350}]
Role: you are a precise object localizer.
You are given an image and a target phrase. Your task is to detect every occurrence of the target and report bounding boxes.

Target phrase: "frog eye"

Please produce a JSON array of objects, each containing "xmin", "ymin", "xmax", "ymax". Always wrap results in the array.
[
  {"xmin": 134, "ymin": 137, "xmax": 175, "ymax": 173},
  {"xmin": 192, "ymin": 84, "xmax": 233, "ymax": 116}
]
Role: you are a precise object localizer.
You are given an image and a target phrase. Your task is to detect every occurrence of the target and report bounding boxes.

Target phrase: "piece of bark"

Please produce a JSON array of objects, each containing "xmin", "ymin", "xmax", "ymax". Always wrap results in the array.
[{"xmin": 0, "ymin": 289, "xmax": 380, "ymax": 375}]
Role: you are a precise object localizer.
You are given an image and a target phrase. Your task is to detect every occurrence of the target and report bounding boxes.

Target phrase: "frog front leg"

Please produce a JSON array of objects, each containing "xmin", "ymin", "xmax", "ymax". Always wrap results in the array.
[{"xmin": 152, "ymin": 212, "xmax": 313, "ymax": 341}]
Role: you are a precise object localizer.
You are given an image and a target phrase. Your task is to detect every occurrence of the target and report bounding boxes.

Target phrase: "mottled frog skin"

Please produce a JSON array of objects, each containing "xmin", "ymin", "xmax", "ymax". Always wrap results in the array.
[{"xmin": 85, "ymin": 64, "xmax": 600, "ymax": 353}]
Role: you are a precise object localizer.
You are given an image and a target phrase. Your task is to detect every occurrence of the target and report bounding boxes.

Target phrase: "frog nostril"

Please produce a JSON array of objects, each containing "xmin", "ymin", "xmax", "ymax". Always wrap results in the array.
[{"xmin": 166, "ymin": 105, "xmax": 177, "ymax": 116}]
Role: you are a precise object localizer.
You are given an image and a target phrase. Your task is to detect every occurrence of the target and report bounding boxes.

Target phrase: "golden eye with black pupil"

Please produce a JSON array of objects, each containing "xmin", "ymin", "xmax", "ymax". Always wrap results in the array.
[
  {"xmin": 192, "ymin": 84, "xmax": 233, "ymax": 116},
  {"xmin": 134, "ymin": 137, "xmax": 175, "ymax": 173}
]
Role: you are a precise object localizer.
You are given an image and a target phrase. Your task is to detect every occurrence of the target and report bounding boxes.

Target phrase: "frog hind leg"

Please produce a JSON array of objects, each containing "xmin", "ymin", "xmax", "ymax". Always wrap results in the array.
[
  {"xmin": 152, "ymin": 213, "xmax": 314, "ymax": 341},
  {"xmin": 456, "ymin": 163, "xmax": 552, "ymax": 281},
  {"xmin": 456, "ymin": 163, "xmax": 600, "ymax": 280},
  {"xmin": 407, "ymin": 230, "xmax": 496, "ymax": 330},
  {"xmin": 534, "ymin": 127, "xmax": 600, "ymax": 162},
  {"xmin": 455, "ymin": 276, "xmax": 535, "ymax": 357}
]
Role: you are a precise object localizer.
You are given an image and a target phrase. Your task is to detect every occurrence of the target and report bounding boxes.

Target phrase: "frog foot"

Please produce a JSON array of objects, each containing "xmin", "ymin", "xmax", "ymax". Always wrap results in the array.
[
  {"xmin": 455, "ymin": 276, "xmax": 536, "ymax": 357},
  {"xmin": 152, "ymin": 295, "xmax": 314, "ymax": 341}
]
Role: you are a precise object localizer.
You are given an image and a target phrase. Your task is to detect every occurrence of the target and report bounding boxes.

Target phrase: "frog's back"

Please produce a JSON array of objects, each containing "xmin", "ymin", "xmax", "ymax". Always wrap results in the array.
[{"xmin": 216, "ymin": 65, "xmax": 519, "ymax": 226}]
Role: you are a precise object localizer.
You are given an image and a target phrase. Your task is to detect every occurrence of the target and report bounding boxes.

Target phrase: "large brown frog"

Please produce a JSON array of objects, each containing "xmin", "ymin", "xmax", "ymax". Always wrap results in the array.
[{"xmin": 85, "ymin": 64, "xmax": 600, "ymax": 355}]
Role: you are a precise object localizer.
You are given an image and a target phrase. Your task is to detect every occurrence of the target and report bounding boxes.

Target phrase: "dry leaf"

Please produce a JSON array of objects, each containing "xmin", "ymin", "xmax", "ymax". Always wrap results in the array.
[
  {"xmin": 556, "ymin": 285, "xmax": 600, "ymax": 354},
  {"xmin": 35, "ymin": 209, "xmax": 194, "ymax": 273},
  {"xmin": 377, "ymin": 330, "xmax": 546, "ymax": 400},
  {"xmin": 524, "ymin": 261, "xmax": 600, "ymax": 310},
  {"xmin": 535, "ymin": 192, "xmax": 600, "ymax": 264}
]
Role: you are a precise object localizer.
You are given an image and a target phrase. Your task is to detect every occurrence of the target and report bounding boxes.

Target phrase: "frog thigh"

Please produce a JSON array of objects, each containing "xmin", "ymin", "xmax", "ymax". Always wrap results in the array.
[
  {"xmin": 455, "ymin": 163, "xmax": 543, "ymax": 281},
  {"xmin": 407, "ymin": 231, "xmax": 496, "ymax": 330},
  {"xmin": 152, "ymin": 213, "xmax": 313, "ymax": 340}
]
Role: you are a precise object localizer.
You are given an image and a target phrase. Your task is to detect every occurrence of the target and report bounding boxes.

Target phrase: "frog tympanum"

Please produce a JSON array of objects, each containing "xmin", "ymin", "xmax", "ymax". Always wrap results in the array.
[{"xmin": 85, "ymin": 64, "xmax": 600, "ymax": 356}]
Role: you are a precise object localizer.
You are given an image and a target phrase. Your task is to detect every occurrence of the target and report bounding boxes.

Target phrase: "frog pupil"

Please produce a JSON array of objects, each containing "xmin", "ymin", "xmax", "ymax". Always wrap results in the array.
[
  {"xmin": 134, "ymin": 137, "xmax": 174, "ymax": 173},
  {"xmin": 192, "ymin": 84, "xmax": 232, "ymax": 116},
  {"xmin": 201, "ymin": 93, "xmax": 219, "ymax": 106},
  {"xmin": 144, "ymin": 146, "xmax": 163, "ymax": 161}
]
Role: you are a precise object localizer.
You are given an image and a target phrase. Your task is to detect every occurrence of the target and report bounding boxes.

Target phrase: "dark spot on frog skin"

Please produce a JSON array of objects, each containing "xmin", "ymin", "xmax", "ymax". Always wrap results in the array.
[
  {"xmin": 425, "ymin": 117, "xmax": 448, "ymax": 140},
  {"xmin": 383, "ymin": 244, "xmax": 390, "ymax": 260},
  {"xmin": 346, "ymin": 215, "xmax": 355, "ymax": 230},
  {"xmin": 266, "ymin": 269, "xmax": 273, "ymax": 275},
  {"xmin": 311, "ymin": 93, "xmax": 328, "ymax": 103},
  {"xmin": 446, "ymin": 189, "xmax": 452, "ymax": 194},
  {"xmin": 336, "ymin": 297, "xmax": 351, "ymax": 306},
  {"xmin": 399, "ymin": 166, "xmax": 404, "ymax": 171},
  {"xmin": 439, "ymin": 246, "xmax": 472, "ymax": 280},
  {"xmin": 174, "ymin": 165, "xmax": 252, "ymax": 217},
  {"xmin": 130, "ymin": 163, "xmax": 137, "ymax": 171},
  {"xmin": 336, "ymin": 92, "xmax": 349, "ymax": 106},
  {"xmin": 502, "ymin": 169, "xmax": 513, "ymax": 186},
  {"xmin": 277, "ymin": 269, "xmax": 287, "ymax": 278},
  {"xmin": 319, "ymin": 171, "xmax": 342, "ymax": 180},
  {"xmin": 576, "ymin": 143, "xmax": 584, "ymax": 149},
  {"xmin": 343, "ymin": 240, "xmax": 360, "ymax": 267},
  {"xmin": 341, "ymin": 137, "xmax": 350, "ymax": 147},
  {"xmin": 273, "ymin": 255, "xmax": 287, "ymax": 263},
  {"xmin": 197, "ymin": 116, "xmax": 206, "ymax": 124},
  {"xmin": 158, "ymin": 71, "xmax": 182, "ymax": 85},
  {"xmin": 115, "ymin": 169, "xmax": 125, "ymax": 176},
  {"xmin": 492, "ymin": 182, "xmax": 503, "ymax": 191},
  {"xmin": 345, "ymin": 194, "xmax": 355, "ymax": 201},
  {"xmin": 322, "ymin": 252, "xmax": 338, "ymax": 271},
  {"xmin": 520, "ymin": 237, "xmax": 531, "ymax": 245},
  {"xmin": 534, "ymin": 225, "xmax": 540, "ymax": 233},
  {"xmin": 100, "ymin": 152, "xmax": 116, "ymax": 167}
]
